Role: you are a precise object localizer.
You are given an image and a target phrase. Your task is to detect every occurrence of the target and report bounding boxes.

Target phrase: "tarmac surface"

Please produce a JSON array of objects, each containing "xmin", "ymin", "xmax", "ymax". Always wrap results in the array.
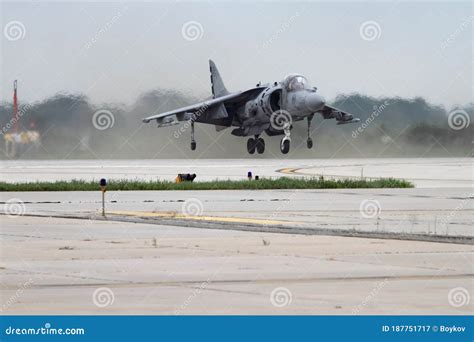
[
  {"xmin": 1, "ymin": 158, "xmax": 472, "ymax": 187},
  {"xmin": 2, "ymin": 187, "xmax": 472, "ymax": 240},
  {"xmin": 1, "ymin": 215, "xmax": 472, "ymax": 315},
  {"xmin": 0, "ymin": 158, "xmax": 472, "ymax": 314}
]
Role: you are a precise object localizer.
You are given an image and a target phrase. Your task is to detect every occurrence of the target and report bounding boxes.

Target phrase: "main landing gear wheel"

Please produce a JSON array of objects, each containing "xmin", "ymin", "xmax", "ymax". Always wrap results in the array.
[
  {"xmin": 247, "ymin": 138, "xmax": 256, "ymax": 154},
  {"xmin": 256, "ymin": 138, "xmax": 265, "ymax": 154},
  {"xmin": 191, "ymin": 141, "xmax": 196, "ymax": 150},
  {"xmin": 280, "ymin": 138, "xmax": 290, "ymax": 154},
  {"xmin": 306, "ymin": 138, "xmax": 313, "ymax": 149}
]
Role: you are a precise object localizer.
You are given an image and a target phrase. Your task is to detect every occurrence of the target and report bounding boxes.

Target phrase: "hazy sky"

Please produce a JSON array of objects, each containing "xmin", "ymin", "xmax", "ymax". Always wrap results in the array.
[{"xmin": 1, "ymin": 1, "xmax": 472, "ymax": 108}]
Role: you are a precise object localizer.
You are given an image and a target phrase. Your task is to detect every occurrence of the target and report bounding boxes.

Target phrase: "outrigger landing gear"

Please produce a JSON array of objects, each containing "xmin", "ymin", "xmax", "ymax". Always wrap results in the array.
[
  {"xmin": 307, "ymin": 114, "xmax": 314, "ymax": 149},
  {"xmin": 280, "ymin": 123, "xmax": 291, "ymax": 154},
  {"xmin": 190, "ymin": 122, "xmax": 196, "ymax": 151},
  {"xmin": 247, "ymin": 135, "xmax": 265, "ymax": 154}
]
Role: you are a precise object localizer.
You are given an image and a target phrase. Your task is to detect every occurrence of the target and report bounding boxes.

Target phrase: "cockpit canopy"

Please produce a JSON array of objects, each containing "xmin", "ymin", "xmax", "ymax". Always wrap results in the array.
[{"xmin": 282, "ymin": 74, "xmax": 311, "ymax": 92}]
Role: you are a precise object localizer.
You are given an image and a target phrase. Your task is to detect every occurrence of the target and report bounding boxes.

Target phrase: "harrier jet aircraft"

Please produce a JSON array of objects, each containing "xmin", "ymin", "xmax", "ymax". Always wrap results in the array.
[{"xmin": 142, "ymin": 60, "xmax": 360, "ymax": 154}]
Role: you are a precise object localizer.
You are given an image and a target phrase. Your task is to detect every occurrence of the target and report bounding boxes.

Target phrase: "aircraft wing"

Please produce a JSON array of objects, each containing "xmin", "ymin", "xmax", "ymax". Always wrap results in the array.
[
  {"xmin": 142, "ymin": 97, "xmax": 224, "ymax": 126},
  {"xmin": 142, "ymin": 87, "xmax": 265, "ymax": 127},
  {"xmin": 319, "ymin": 105, "xmax": 360, "ymax": 125}
]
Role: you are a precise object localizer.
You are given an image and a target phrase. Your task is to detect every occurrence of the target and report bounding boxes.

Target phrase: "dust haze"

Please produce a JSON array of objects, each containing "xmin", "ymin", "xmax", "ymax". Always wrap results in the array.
[{"xmin": 0, "ymin": 90, "xmax": 472, "ymax": 159}]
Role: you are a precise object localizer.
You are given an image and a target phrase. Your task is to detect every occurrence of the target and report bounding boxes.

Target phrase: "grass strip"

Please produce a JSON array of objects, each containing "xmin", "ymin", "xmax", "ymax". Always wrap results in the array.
[{"xmin": 0, "ymin": 177, "xmax": 414, "ymax": 191}]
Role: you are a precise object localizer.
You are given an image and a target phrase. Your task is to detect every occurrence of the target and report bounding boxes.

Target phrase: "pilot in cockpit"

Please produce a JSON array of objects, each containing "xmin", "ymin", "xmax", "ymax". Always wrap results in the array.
[{"xmin": 287, "ymin": 76, "xmax": 309, "ymax": 91}]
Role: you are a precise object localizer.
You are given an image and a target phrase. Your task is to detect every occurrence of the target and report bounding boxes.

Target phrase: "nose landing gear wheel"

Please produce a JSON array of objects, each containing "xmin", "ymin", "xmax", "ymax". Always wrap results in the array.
[
  {"xmin": 256, "ymin": 138, "xmax": 265, "ymax": 154},
  {"xmin": 191, "ymin": 141, "xmax": 197, "ymax": 150},
  {"xmin": 280, "ymin": 138, "xmax": 290, "ymax": 154},
  {"xmin": 306, "ymin": 138, "xmax": 313, "ymax": 149},
  {"xmin": 247, "ymin": 138, "xmax": 256, "ymax": 154}
]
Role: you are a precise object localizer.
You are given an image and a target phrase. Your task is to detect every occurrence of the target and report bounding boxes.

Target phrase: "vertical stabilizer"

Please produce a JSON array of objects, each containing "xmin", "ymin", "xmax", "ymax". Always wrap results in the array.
[{"xmin": 209, "ymin": 60, "xmax": 229, "ymax": 98}]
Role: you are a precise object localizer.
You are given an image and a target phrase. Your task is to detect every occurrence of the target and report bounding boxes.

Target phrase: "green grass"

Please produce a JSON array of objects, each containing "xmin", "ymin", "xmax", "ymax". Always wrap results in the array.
[{"xmin": 0, "ymin": 177, "xmax": 413, "ymax": 191}]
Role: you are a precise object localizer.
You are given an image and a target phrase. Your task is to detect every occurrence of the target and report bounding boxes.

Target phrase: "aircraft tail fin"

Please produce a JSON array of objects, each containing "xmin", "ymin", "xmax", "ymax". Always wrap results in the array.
[{"xmin": 209, "ymin": 60, "xmax": 229, "ymax": 98}]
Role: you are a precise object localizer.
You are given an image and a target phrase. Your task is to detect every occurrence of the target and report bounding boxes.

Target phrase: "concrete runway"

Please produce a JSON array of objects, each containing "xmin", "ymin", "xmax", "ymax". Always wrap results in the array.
[
  {"xmin": 1, "ymin": 158, "xmax": 472, "ymax": 187},
  {"xmin": 0, "ymin": 158, "xmax": 473, "ymax": 314},
  {"xmin": 1, "ymin": 215, "xmax": 472, "ymax": 315},
  {"xmin": 2, "ymin": 187, "xmax": 472, "ymax": 239}
]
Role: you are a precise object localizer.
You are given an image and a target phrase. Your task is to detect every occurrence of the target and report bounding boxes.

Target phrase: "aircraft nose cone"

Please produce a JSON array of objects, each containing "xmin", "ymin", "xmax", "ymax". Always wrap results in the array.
[{"xmin": 305, "ymin": 93, "xmax": 326, "ymax": 112}]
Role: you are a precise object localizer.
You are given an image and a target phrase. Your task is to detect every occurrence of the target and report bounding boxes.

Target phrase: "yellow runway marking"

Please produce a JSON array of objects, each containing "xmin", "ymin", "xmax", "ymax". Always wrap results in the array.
[
  {"xmin": 108, "ymin": 211, "xmax": 293, "ymax": 226},
  {"xmin": 276, "ymin": 167, "xmax": 300, "ymax": 175}
]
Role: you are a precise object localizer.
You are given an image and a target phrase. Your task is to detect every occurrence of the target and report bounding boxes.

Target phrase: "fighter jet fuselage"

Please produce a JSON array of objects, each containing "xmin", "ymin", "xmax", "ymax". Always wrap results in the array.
[{"xmin": 143, "ymin": 60, "xmax": 359, "ymax": 154}]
